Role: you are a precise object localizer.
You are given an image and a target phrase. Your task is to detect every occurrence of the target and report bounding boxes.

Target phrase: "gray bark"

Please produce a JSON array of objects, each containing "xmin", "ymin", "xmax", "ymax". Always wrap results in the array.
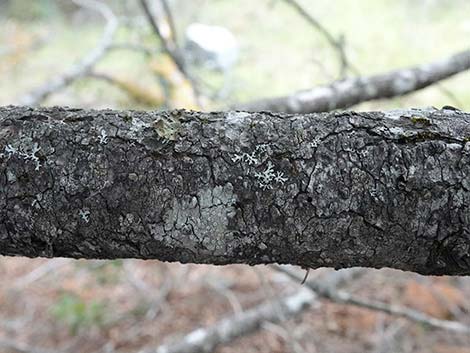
[
  {"xmin": 236, "ymin": 49, "xmax": 470, "ymax": 113},
  {"xmin": 2, "ymin": 105, "xmax": 470, "ymax": 276}
]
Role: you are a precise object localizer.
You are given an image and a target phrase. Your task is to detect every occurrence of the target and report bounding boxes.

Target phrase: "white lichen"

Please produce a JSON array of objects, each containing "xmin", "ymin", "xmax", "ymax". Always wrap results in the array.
[
  {"xmin": 244, "ymin": 151, "xmax": 259, "ymax": 165},
  {"xmin": 226, "ymin": 111, "xmax": 250, "ymax": 125},
  {"xmin": 274, "ymin": 171, "xmax": 288, "ymax": 184},
  {"xmin": 24, "ymin": 143, "xmax": 42, "ymax": 171},
  {"xmin": 79, "ymin": 209, "xmax": 90, "ymax": 223},
  {"xmin": 232, "ymin": 143, "xmax": 289, "ymax": 190},
  {"xmin": 5, "ymin": 144, "xmax": 17, "ymax": 157},
  {"xmin": 254, "ymin": 161, "xmax": 287, "ymax": 190},
  {"xmin": 231, "ymin": 151, "xmax": 259, "ymax": 165},
  {"xmin": 310, "ymin": 137, "xmax": 321, "ymax": 148},
  {"xmin": 231, "ymin": 154, "xmax": 244, "ymax": 163},
  {"xmin": 255, "ymin": 143, "xmax": 269, "ymax": 153},
  {"xmin": 99, "ymin": 129, "xmax": 109, "ymax": 144},
  {"xmin": 5, "ymin": 142, "xmax": 42, "ymax": 170}
]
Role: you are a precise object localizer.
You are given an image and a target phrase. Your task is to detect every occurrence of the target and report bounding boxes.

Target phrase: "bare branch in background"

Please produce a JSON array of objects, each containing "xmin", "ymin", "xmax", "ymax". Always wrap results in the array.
[
  {"xmin": 145, "ymin": 288, "xmax": 315, "ymax": 353},
  {"xmin": 108, "ymin": 43, "xmax": 159, "ymax": 57},
  {"xmin": 86, "ymin": 71, "xmax": 166, "ymax": 107},
  {"xmin": 143, "ymin": 269, "xmax": 361, "ymax": 353},
  {"xmin": 237, "ymin": 48, "xmax": 470, "ymax": 113},
  {"xmin": 254, "ymin": 267, "xmax": 308, "ymax": 353},
  {"xmin": 139, "ymin": 0, "xmax": 201, "ymax": 104},
  {"xmin": 282, "ymin": 0, "xmax": 359, "ymax": 78},
  {"xmin": 205, "ymin": 277, "xmax": 244, "ymax": 314},
  {"xmin": 123, "ymin": 261, "xmax": 181, "ymax": 320},
  {"xmin": 160, "ymin": 0, "xmax": 180, "ymax": 52},
  {"xmin": 13, "ymin": 258, "xmax": 70, "ymax": 289},
  {"xmin": 0, "ymin": 339, "xmax": 57, "ymax": 353},
  {"xmin": 139, "ymin": 0, "xmax": 185, "ymax": 76},
  {"xmin": 273, "ymin": 265, "xmax": 470, "ymax": 334},
  {"xmin": 17, "ymin": 0, "xmax": 118, "ymax": 106}
]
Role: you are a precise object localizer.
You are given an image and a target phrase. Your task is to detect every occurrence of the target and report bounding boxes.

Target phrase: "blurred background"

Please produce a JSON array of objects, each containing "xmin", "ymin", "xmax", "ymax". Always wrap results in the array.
[{"xmin": 2, "ymin": 0, "xmax": 470, "ymax": 352}]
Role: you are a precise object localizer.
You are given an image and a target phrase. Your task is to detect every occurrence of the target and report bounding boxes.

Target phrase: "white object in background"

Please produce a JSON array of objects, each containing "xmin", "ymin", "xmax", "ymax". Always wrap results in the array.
[{"xmin": 184, "ymin": 23, "xmax": 239, "ymax": 72}]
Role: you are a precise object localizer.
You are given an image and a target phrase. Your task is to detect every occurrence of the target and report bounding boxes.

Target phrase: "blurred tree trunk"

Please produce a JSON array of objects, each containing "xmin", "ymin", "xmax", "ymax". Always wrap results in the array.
[{"xmin": 1, "ymin": 105, "xmax": 470, "ymax": 276}]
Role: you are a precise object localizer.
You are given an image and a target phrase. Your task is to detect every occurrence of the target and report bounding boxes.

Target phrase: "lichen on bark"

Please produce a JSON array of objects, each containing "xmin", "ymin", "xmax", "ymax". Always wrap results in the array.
[{"xmin": 1, "ymin": 105, "xmax": 470, "ymax": 275}]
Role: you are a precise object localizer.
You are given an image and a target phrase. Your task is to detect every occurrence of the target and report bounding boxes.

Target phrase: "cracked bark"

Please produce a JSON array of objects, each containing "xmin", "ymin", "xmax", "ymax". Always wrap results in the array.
[{"xmin": 2, "ymin": 105, "xmax": 470, "ymax": 276}]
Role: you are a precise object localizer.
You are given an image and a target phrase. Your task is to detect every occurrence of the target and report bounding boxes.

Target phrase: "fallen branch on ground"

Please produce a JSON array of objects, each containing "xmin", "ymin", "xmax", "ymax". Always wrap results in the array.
[{"xmin": 273, "ymin": 265, "xmax": 470, "ymax": 334}]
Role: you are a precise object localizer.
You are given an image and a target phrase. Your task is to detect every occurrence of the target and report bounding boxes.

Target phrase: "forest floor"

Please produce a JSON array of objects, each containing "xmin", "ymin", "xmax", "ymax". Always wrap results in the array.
[{"xmin": 1, "ymin": 259, "xmax": 470, "ymax": 353}]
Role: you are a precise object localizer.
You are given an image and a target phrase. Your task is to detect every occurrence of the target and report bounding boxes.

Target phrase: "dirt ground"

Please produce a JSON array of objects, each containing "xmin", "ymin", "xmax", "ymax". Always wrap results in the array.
[{"xmin": 1, "ymin": 258, "xmax": 470, "ymax": 353}]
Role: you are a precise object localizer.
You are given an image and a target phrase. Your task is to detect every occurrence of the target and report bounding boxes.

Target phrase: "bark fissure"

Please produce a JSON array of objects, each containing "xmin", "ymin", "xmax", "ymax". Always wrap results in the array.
[{"xmin": 1, "ymin": 106, "xmax": 470, "ymax": 275}]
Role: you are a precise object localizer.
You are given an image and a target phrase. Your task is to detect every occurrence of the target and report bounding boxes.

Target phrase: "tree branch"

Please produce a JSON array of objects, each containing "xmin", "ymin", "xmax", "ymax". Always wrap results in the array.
[
  {"xmin": 236, "ymin": 49, "xmax": 470, "ymax": 113},
  {"xmin": 139, "ymin": 0, "xmax": 201, "ymax": 105},
  {"xmin": 282, "ymin": 0, "xmax": 358, "ymax": 78},
  {"xmin": 145, "ymin": 287, "xmax": 315, "ymax": 353},
  {"xmin": 273, "ymin": 265, "xmax": 470, "ymax": 334},
  {"xmin": 2, "ymin": 106, "xmax": 470, "ymax": 276},
  {"xmin": 17, "ymin": 0, "xmax": 118, "ymax": 106},
  {"xmin": 146, "ymin": 269, "xmax": 361, "ymax": 353}
]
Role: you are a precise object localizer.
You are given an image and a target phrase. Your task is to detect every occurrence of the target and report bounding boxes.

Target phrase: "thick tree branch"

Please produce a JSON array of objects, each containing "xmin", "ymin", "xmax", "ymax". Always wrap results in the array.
[
  {"xmin": 2, "ymin": 106, "xmax": 470, "ymax": 276},
  {"xmin": 236, "ymin": 49, "xmax": 470, "ymax": 113}
]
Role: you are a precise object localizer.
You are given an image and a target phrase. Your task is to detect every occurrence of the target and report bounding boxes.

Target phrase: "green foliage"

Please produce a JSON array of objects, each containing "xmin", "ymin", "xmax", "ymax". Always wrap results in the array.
[{"xmin": 51, "ymin": 293, "xmax": 107, "ymax": 335}]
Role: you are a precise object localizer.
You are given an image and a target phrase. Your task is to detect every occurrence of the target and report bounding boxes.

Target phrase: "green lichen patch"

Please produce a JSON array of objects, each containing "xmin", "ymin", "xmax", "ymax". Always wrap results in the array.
[
  {"xmin": 398, "ymin": 130, "xmax": 440, "ymax": 143},
  {"xmin": 153, "ymin": 117, "xmax": 182, "ymax": 141},
  {"xmin": 410, "ymin": 116, "xmax": 432, "ymax": 126}
]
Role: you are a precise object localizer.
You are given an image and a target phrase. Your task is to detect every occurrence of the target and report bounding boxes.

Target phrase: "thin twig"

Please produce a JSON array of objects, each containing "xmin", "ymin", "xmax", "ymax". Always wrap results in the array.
[
  {"xmin": 254, "ymin": 267, "xmax": 308, "ymax": 353},
  {"xmin": 139, "ymin": 0, "xmax": 186, "ymax": 75},
  {"xmin": 14, "ymin": 259, "xmax": 70, "ymax": 289},
  {"xmin": 108, "ymin": 43, "xmax": 159, "ymax": 57},
  {"xmin": 0, "ymin": 339, "xmax": 57, "ymax": 353},
  {"xmin": 160, "ymin": 0, "xmax": 179, "ymax": 53},
  {"xmin": 282, "ymin": 0, "xmax": 359, "ymax": 78},
  {"xmin": 18, "ymin": 0, "xmax": 118, "ymax": 106},
  {"xmin": 139, "ymin": 0, "xmax": 202, "ymax": 104},
  {"xmin": 273, "ymin": 265, "xmax": 470, "ymax": 334}
]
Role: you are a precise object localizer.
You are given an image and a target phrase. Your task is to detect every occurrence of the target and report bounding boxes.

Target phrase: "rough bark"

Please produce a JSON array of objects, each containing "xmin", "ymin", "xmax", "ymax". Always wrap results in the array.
[
  {"xmin": 2, "ymin": 105, "xmax": 470, "ymax": 276},
  {"xmin": 236, "ymin": 49, "xmax": 470, "ymax": 113}
]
